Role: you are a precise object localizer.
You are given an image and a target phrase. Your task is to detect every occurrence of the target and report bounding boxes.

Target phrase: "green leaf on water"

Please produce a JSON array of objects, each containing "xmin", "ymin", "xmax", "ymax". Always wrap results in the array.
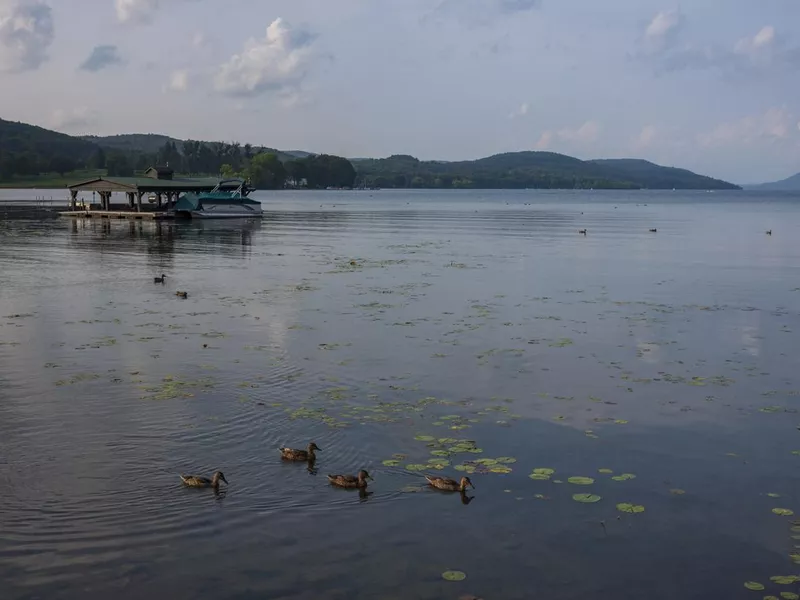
[
  {"xmin": 598, "ymin": 468, "xmax": 613, "ymax": 474},
  {"xmin": 476, "ymin": 458, "xmax": 498, "ymax": 466},
  {"xmin": 495, "ymin": 457, "xmax": 517, "ymax": 464},
  {"xmin": 611, "ymin": 473, "xmax": 636, "ymax": 481},
  {"xmin": 614, "ymin": 419, "xmax": 629, "ymax": 424},
  {"xmin": 773, "ymin": 508, "xmax": 795, "ymax": 516},
  {"xmin": 430, "ymin": 450, "xmax": 450, "ymax": 457},
  {"xmin": 743, "ymin": 582, "xmax": 765, "ymax": 591},
  {"xmin": 781, "ymin": 593, "xmax": 800, "ymax": 600},
  {"xmin": 382, "ymin": 459, "xmax": 401, "ymax": 467},
  {"xmin": 770, "ymin": 576, "xmax": 800, "ymax": 585},
  {"xmin": 790, "ymin": 552, "xmax": 800, "ymax": 564},
  {"xmin": 617, "ymin": 503, "xmax": 645, "ymax": 514},
  {"xmin": 442, "ymin": 570, "xmax": 467, "ymax": 582},
  {"xmin": 438, "ymin": 438, "xmax": 458, "ymax": 444},
  {"xmin": 765, "ymin": 596, "xmax": 780, "ymax": 600},
  {"xmin": 490, "ymin": 465, "xmax": 512, "ymax": 474},
  {"xmin": 405, "ymin": 464, "xmax": 427, "ymax": 471},
  {"xmin": 532, "ymin": 468, "xmax": 555, "ymax": 476},
  {"xmin": 670, "ymin": 489, "xmax": 686, "ymax": 495},
  {"xmin": 529, "ymin": 473, "xmax": 551, "ymax": 480},
  {"xmin": 414, "ymin": 435, "xmax": 435, "ymax": 442},
  {"xmin": 568, "ymin": 476, "xmax": 595, "ymax": 485},
  {"xmin": 573, "ymin": 493, "xmax": 602, "ymax": 503}
]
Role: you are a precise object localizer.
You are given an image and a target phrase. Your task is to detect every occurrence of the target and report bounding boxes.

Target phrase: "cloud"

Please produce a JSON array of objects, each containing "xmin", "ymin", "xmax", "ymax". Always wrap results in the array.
[
  {"xmin": 697, "ymin": 107, "xmax": 797, "ymax": 148},
  {"xmin": 0, "ymin": 0, "xmax": 54, "ymax": 72},
  {"xmin": 163, "ymin": 69, "xmax": 188, "ymax": 93},
  {"xmin": 633, "ymin": 125, "xmax": 659, "ymax": 150},
  {"xmin": 115, "ymin": 0, "xmax": 159, "ymax": 25},
  {"xmin": 536, "ymin": 120, "xmax": 601, "ymax": 149},
  {"xmin": 51, "ymin": 107, "xmax": 99, "ymax": 131},
  {"xmin": 79, "ymin": 44, "xmax": 124, "ymax": 71},
  {"xmin": 639, "ymin": 12, "xmax": 800, "ymax": 77},
  {"xmin": 509, "ymin": 102, "xmax": 529, "ymax": 119},
  {"xmin": 213, "ymin": 18, "xmax": 316, "ymax": 98}
]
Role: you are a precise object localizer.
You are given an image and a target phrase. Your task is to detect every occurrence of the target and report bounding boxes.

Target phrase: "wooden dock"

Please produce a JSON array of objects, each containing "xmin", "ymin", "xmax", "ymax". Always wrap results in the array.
[{"xmin": 59, "ymin": 210, "xmax": 174, "ymax": 220}]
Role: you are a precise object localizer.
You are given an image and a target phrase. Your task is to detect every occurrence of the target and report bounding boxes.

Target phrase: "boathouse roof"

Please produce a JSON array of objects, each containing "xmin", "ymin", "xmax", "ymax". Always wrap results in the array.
[{"xmin": 67, "ymin": 174, "xmax": 243, "ymax": 194}]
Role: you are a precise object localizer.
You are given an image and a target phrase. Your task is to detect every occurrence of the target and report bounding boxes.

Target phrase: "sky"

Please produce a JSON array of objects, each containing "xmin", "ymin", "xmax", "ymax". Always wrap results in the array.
[{"xmin": 1, "ymin": 0, "xmax": 799, "ymax": 184}]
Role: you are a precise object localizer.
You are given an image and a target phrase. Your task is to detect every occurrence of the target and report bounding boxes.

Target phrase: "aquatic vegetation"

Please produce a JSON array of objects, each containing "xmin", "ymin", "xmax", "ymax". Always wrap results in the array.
[
  {"xmin": 568, "ymin": 476, "xmax": 595, "ymax": 485},
  {"xmin": 670, "ymin": 489, "xmax": 686, "ymax": 495},
  {"xmin": 55, "ymin": 372, "xmax": 102, "ymax": 386},
  {"xmin": 611, "ymin": 473, "xmax": 636, "ymax": 481},
  {"xmin": 770, "ymin": 576, "xmax": 800, "ymax": 584},
  {"xmin": 772, "ymin": 508, "xmax": 794, "ymax": 516},
  {"xmin": 744, "ymin": 582, "xmax": 765, "ymax": 591},
  {"xmin": 598, "ymin": 468, "xmax": 613, "ymax": 474},
  {"xmin": 617, "ymin": 503, "xmax": 645, "ymax": 514},
  {"xmin": 382, "ymin": 459, "xmax": 401, "ymax": 467},
  {"xmin": 442, "ymin": 570, "xmax": 467, "ymax": 581},
  {"xmin": 573, "ymin": 493, "xmax": 602, "ymax": 503}
]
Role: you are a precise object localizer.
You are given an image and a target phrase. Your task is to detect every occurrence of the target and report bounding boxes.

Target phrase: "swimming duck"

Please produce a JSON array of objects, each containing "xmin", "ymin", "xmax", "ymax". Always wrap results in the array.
[
  {"xmin": 279, "ymin": 442, "xmax": 321, "ymax": 461},
  {"xmin": 649, "ymin": 228, "xmax": 657, "ymax": 233},
  {"xmin": 154, "ymin": 274, "xmax": 166, "ymax": 283},
  {"xmin": 180, "ymin": 471, "xmax": 228, "ymax": 489},
  {"xmin": 175, "ymin": 291, "xmax": 188, "ymax": 299},
  {"xmin": 425, "ymin": 475, "xmax": 474, "ymax": 492},
  {"xmin": 766, "ymin": 230, "xmax": 772, "ymax": 235},
  {"xmin": 327, "ymin": 469, "xmax": 372, "ymax": 489},
  {"xmin": 578, "ymin": 229, "xmax": 587, "ymax": 235}
]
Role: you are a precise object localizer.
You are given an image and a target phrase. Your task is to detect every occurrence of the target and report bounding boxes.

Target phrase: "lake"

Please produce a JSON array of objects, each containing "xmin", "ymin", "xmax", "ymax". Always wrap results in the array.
[{"xmin": 1, "ymin": 189, "xmax": 800, "ymax": 600}]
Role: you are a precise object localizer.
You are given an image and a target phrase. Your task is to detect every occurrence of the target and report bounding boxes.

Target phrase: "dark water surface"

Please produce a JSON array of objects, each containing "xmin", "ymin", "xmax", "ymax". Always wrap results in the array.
[{"xmin": 2, "ymin": 189, "xmax": 800, "ymax": 600}]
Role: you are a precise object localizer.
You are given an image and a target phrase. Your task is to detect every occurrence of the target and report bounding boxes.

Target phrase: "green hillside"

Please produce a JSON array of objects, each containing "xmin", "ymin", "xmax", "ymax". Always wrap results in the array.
[
  {"xmin": 1, "ymin": 117, "xmax": 741, "ymax": 191},
  {"xmin": 746, "ymin": 172, "xmax": 800, "ymax": 191}
]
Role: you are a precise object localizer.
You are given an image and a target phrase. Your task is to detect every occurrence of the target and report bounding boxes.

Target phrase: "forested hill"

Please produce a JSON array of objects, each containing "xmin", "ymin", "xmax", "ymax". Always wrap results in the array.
[
  {"xmin": 746, "ymin": 172, "xmax": 800, "ymax": 191},
  {"xmin": 354, "ymin": 152, "xmax": 741, "ymax": 190},
  {"xmin": 0, "ymin": 117, "xmax": 740, "ymax": 190}
]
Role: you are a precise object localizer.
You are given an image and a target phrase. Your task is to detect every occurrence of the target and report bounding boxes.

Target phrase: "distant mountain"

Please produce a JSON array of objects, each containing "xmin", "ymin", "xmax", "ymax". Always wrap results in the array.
[
  {"xmin": 354, "ymin": 152, "xmax": 740, "ymax": 190},
  {"xmin": 1, "ymin": 117, "xmax": 741, "ymax": 190},
  {"xmin": 590, "ymin": 159, "xmax": 739, "ymax": 190},
  {"xmin": 746, "ymin": 172, "xmax": 800, "ymax": 191}
]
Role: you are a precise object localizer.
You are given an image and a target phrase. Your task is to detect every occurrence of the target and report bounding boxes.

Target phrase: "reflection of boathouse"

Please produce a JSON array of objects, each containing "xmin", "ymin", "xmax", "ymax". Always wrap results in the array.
[{"xmin": 62, "ymin": 167, "xmax": 245, "ymax": 220}]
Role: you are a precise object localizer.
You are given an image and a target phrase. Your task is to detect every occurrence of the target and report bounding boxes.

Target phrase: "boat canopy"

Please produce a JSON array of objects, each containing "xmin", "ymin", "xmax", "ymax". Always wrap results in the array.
[{"xmin": 174, "ymin": 192, "xmax": 260, "ymax": 212}]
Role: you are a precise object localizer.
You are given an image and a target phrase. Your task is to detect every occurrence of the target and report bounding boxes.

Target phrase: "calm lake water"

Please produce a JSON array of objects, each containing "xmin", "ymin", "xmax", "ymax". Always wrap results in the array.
[{"xmin": 2, "ymin": 189, "xmax": 800, "ymax": 600}]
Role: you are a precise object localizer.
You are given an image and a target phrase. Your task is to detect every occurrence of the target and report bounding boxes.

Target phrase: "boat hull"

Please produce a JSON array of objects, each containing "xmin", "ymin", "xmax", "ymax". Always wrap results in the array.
[{"xmin": 189, "ymin": 209, "xmax": 263, "ymax": 219}]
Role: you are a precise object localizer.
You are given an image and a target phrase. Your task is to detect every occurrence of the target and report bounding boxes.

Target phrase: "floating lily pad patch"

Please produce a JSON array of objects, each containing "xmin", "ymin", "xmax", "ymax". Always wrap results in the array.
[
  {"xmin": 598, "ymin": 468, "xmax": 613, "ymax": 474},
  {"xmin": 781, "ymin": 593, "xmax": 800, "ymax": 600},
  {"xmin": 773, "ymin": 508, "xmax": 794, "ymax": 516},
  {"xmin": 414, "ymin": 434, "xmax": 435, "ymax": 442},
  {"xmin": 744, "ymin": 582, "xmax": 765, "ymax": 591},
  {"xmin": 612, "ymin": 473, "xmax": 636, "ymax": 481},
  {"xmin": 770, "ymin": 576, "xmax": 800, "ymax": 585},
  {"xmin": 617, "ymin": 503, "xmax": 645, "ymax": 514},
  {"xmin": 442, "ymin": 570, "xmax": 467, "ymax": 582},
  {"xmin": 568, "ymin": 476, "xmax": 595, "ymax": 486},
  {"xmin": 573, "ymin": 493, "xmax": 602, "ymax": 503},
  {"xmin": 382, "ymin": 459, "xmax": 401, "ymax": 467}
]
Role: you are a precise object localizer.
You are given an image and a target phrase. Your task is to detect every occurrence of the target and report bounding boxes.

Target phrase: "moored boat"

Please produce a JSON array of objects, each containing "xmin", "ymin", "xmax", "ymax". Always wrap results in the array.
[{"xmin": 173, "ymin": 179, "xmax": 262, "ymax": 219}]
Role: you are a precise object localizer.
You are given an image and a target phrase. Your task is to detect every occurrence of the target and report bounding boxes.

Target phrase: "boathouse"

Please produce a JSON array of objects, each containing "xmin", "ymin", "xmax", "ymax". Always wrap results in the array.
[{"xmin": 62, "ymin": 167, "xmax": 244, "ymax": 220}]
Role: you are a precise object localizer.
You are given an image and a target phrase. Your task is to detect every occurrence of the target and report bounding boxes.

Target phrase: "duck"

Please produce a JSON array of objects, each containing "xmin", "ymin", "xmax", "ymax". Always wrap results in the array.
[
  {"xmin": 175, "ymin": 291, "xmax": 188, "ymax": 299},
  {"xmin": 327, "ymin": 469, "xmax": 372, "ymax": 489},
  {"xmin": 578, "ymin": 229, "xmax": 587, "ymax": 235},
  {"xmin": 279, "ymin": 442, "xmax": 321, "ymax": 461},
  {"xmin": 180, "ymin": 471, "xmax": 228, "ymax": 489},
  {"xmin": 154, "ymin": 274, "xmax": 166, "ymax": 284},
  {"xmin": 425, "ymin": 475, "xmax": 475, "ymax": 492},
  {"xmin": 649, "ymin": 228, "xmax": 657, "ymax": 233},
  {"xmin": 766, "ymin": 230, "xmax": 772, "ymax": 235}
]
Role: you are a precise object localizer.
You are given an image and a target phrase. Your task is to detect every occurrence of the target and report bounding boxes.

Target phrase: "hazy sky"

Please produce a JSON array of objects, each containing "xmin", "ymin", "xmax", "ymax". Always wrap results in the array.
[{"xmin": 1, "ymin": 0, "xmax": 799, "ymax": 183}]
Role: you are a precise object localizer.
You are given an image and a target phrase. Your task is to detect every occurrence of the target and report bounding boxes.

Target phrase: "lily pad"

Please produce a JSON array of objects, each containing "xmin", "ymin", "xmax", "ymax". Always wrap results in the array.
[
  {"xmin": 382, "ymin": 459, "xmax": 401, "ymax": 467},
  {"xmin": 781, "ymin": 593, "xmax": 799, "ymax": 600},
  {"xmin": 532, "ymin": 468, "xmax": 555, "ymax": 476},
  {"xmin": 405, "ymin": 464, "xmax": 427, "ymax": 471},
  {"xmin": 442, "ymin": 570, "xmax": 467, "ymax": 582},
  {"xmin": 495, "ymin": 457, "xmax": 517, "ymax": 464},
  {"xmin": 611, "ymin": 473, "xmax": 636, "ymax": 481},
  {"xmin": 773, "ymin": 508, "xmax": 795, "ymax": 516},
  {"xmin": 490, "ymin": 465, "xmax": 512, "ymax": 474},
  {"xmin": 670, "ymin": 489, "xmax": 686, "ymax": 495},
  {"xmin": 743, "ymin": 582, "xmax": 765, "ymax": 591},
  {"xmin": 598, "ymin": 468, "xmax": 613, "ymax": 474},
  {"xmin": 476, "ymin": 458, "xmax": 498, "ymax": 466},
  {"xmin": 768, "ymin": 493, "xmax": 782, "ymax": 498},
  {"xmin": 770, "ymin": 576, "xmax": 800, "ymax": 585},
  {"xmin": 617, "ymin": 503, "xmax": 645, "ymax": 514},
  {"xmin": 414, "ymin": 435, "xmax": 435, "ymax": 442},
  {"xmin": 573, "ymin": 493, "xmax": 602, "ymax": 503},
  {"xmin": 529, "ymin": 473, "xmax": 551, "ymax": 480},
  {"xmin": 431, "ymin": 450, "xmax": 450, "ymax": 457},
  {"xmin": 568, "ymin": 476, "xmax": 595, "ymax": 486}
]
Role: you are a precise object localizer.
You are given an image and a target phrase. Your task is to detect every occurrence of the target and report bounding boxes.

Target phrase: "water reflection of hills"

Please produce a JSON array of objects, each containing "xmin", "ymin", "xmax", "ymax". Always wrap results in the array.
[{"xmin": 66, "ymin": 218, "xmax": 261, "ymax": 261}]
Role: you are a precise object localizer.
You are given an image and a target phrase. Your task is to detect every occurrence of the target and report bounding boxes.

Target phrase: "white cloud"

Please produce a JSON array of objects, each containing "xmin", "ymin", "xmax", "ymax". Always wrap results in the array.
[
  {"xmin": 213, "ymin": 18, "xmax": 316, "ymax": 97},
  {"xmin": 634, "ymin": 125, "xmax": 658, "ymax": 150},
  {"xmin": 115, "ymin": 0, "xmax": 159, "ymax": 25},
  {"xmin": 51, "ymin": 107, "xmax": 99, "ymax": 131},
  {"xmin": 0, "ymin": 0, "xmax": 54, "ymax": 72},
  {"xmin": 536, "ymin": 120, "xmax": 601, "ymax": 149},
  {"xmin": 163, "ymin": 69, "xmax": 188, "ymax": 93},
  {"xmin": 509, "ymin": 102, "xmax": 529, "ymax": 119},
  {"xmin": 641, "ymin": 10, "xmax": 684, "ymax": 55},
  {"xmin": 697, "ymin": 107, "xmax": 796, "ymax": 148}
]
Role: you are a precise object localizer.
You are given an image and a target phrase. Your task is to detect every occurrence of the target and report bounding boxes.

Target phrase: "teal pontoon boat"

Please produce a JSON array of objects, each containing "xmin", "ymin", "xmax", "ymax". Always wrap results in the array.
[{"xmin": 173, "ymin": 179, "xmax": 262, "ymax": 219}]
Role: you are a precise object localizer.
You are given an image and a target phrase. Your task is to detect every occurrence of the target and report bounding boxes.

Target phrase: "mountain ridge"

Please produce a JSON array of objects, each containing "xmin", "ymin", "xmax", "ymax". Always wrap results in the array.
[{"xmin": 745, "ymin": 172, "xmax": 800, "ymax": 191}]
